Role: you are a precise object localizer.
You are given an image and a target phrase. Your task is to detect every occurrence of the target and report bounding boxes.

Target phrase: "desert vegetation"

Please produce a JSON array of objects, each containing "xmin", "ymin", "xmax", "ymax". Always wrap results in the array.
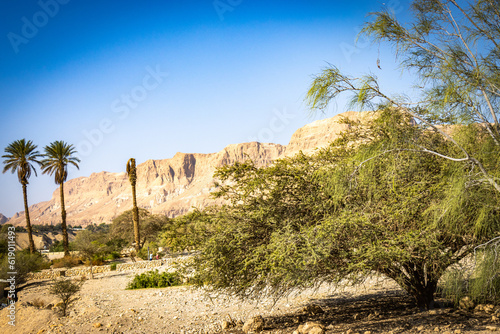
[{"xmin": 1, "ymin": 0, "xmax": 500, "ymax": 332}]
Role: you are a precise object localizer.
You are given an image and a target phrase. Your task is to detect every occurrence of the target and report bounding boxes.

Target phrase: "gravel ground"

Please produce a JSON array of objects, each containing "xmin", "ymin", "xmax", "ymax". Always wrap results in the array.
[
  {"xmin": 1, "ymin": 262, "xmax": 499, "ymax": 334},
  {"xmin": 0, "ymin": 265, "xmax": 373, "ymax": 334}
]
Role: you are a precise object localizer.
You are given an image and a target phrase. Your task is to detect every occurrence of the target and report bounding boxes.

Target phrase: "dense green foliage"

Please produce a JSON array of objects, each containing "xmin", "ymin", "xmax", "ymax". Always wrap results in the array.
[
  {"xmin": 111, "ymin": 208, "xmax": 169, "ymax": 250},
  {"xmin": 441, "ymin": 238, "xmax": 500, "ymax": 305},
  {"xmin": 126, "ymin": 269, "xmax": 183, "ymax": 289},
  {"xmin": 172, "ymin": 110, "xmax": 499, "ymax": 309}
]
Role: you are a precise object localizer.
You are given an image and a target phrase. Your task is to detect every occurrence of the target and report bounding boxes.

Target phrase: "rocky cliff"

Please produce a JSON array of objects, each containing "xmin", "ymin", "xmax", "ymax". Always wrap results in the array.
[
  {"xmin": 7, "ymin": 111, "xmax": 364, "ymax": 227},
  {"xmin": 0, "ymin": 213, "xmax": 8, "ymax": 225}
]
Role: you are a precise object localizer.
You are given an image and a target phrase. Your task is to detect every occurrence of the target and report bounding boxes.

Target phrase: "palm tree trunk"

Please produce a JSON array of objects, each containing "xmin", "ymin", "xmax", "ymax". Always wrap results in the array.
[
  {"xmin": 132, "ymin": 183, "xmax": 140, "ymax": 252},
  {"xmin": 22, "ymin": 183, "xmax": 36, "ymax": 254},
  {"xmin": 60, "ymin": 182, "xmax": 70, "ymax": 257}
]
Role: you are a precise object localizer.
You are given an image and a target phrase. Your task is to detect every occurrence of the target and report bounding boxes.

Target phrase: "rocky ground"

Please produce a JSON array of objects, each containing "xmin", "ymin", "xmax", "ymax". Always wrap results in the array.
[{"xmin": 1, "ymin": 261, "xmax": 499, "ymax": 334}]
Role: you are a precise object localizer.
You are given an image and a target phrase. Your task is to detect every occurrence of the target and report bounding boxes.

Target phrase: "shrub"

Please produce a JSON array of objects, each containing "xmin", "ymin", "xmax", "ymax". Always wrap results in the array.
[
  {"xmin": 440, "ymin": 246, "xmax": 500, "ymax": 306},
  {"xmin": 0, "ymin": 251, "xmax": 50, "ymax": 286},
  {"xmin": 49, "ymin": 240, "xmax": 65, "ymax": 252},
  {"xmin": 439, "ymin": 267, "xmax": 468, "ymax": 307},
  {"xmin": 49, "ymin": 279, "xmax": 83, "ymax": 317},
  {"xmin": 110, "ymin": 263, "xmax": 117, "ymax": 271},
  {"xmin": 127, "ymin": 270, "xmax": 182, "ymax": 289},
  {"xmin": 51, "ymin": 256, "xmax": 82, "ymax": 269},
  {"xmin": 106, "ymin": 251, "xmax": 121, "ymax": 260},
  {"xmin": 31, "ymin": 297, "xmax": 46, "ymax": 308}
]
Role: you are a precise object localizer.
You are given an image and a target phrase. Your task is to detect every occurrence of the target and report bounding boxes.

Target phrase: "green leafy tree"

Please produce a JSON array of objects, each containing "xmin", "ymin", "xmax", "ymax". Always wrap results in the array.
[
  {"xmin": 111, "ymin": 208, "xmax": 168, "ymax": 249},
  {"xmin": 306, "ymin": 0, "xmax": 500, "ymax": 193},
  {"xmin": 126, "ymin": 158, "xmax": 141, "ymax": 252},
  {"xmin": 181, "ymin": 110, "xmax": 499, "ymax": 309},
  {"xmin": 73, "ymin": 230, "xmax": 108, "ymax": 279},
  {"xmin": 2, "ymin": 139, "xmax": 43, "ymax": 253},
  {"xmin": 41, "ymin": 141, "xmax": 80, "ymax": 257}
]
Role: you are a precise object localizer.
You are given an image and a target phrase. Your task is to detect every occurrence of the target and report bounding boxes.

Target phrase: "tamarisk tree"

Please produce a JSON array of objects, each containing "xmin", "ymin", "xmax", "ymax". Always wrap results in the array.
[
  {"xmin": 307, "ymin": 0, "xmax": 500, "ymax": 193},
  {"xmin": 175, "ymin": 110, "xmax": 499, "ymax": 309}
]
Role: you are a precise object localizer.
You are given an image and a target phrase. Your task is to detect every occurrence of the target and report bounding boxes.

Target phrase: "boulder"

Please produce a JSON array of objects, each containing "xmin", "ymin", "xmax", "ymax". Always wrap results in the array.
[
  {"xmin": 242, "ymin": 315, "xmax": 265, "ymax": 333},
  {"xmin": 297, "ymin": 322, "xmax": 325, "ymax": 334}
]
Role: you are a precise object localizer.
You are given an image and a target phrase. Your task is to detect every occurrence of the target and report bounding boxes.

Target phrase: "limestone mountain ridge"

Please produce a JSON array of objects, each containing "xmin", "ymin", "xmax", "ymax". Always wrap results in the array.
[{"xmin": 5, "ymin": 111, "xmax": 369, "ymax": 227}]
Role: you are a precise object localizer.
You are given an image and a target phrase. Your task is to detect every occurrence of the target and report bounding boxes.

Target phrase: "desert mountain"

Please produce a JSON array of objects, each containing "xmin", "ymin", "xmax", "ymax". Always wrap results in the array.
[
  {"xmin": 6, "ymin": 111, "xmax": 369, "ymax": 227},
  {"xmin": 0, "ymin": 213, "xmax": 8, "ymax": 225}
]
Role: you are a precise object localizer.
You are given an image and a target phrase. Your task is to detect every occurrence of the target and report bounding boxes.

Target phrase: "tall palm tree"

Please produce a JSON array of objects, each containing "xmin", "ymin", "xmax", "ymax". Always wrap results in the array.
[
  {"xmin": 126, "ymin": 158, "xmax": 140, "ymax": 252},
  {"xmin": 41, "ymin": 141, "xmax": 80, "ymax": 257},
  {"xmin": 2, "ymin": 139, "xmax": 43, "ymax": 253}
]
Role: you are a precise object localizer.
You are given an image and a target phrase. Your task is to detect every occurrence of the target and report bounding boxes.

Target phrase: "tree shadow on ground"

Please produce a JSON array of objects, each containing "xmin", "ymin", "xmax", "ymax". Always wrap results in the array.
[{"xmin": 222, "ymin": 289, "xmax": 498, "ymax": 333}]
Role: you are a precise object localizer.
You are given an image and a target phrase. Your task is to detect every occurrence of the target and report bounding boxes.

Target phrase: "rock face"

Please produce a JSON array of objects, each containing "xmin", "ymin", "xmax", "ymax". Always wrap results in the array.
[
  {"xmin": 0, "ymin": 213, "xmax": 8, "ymax": 224},
  {"xmin": 7, "ymin": 111, "xmax": 364, "ymax": 227}
]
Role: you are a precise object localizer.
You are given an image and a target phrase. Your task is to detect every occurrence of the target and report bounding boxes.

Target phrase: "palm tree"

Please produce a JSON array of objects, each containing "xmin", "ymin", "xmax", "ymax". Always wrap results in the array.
[
  {"xmin": 41, "ymin": 141, "xmax": 80, "ymax": 257},
  {"xmin": 126, "ymin": 158, "xmax": 140, "ymax": 252},
  {"xmin": 2, "ymin": 139, "xmax": 43, "ymax": 253}
]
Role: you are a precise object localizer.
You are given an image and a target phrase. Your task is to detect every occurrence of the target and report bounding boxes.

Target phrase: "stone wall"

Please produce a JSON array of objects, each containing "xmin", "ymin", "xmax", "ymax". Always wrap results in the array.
[{"xmin": 26, "ymin": 256, "xmax": 193, "ymax": 281}]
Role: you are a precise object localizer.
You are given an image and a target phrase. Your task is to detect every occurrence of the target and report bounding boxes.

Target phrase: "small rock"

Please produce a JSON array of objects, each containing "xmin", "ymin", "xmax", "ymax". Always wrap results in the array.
[
  {"xmin": 417, "ymin": 326, "xmax": 424, "ymax": 331},
  {"xmin": 454, "ymin": 330, "xmax": 462, "ymax": 334},
  {"xmin": 242, "ymin": 315, "xmax": 264, "ymax": 333},
  {"xmin": 93, "ymin": 323, "xmax": 102, "ymax": 328},
  {"xmin": 302, "ymin": 304, "xmax": 324, "ymax": 315},
  {"xmin": 221, "ymin": 320, "xmax": 233, "ymax": 329},
  {"xmin": 493, "ymin": 315, "xmax": 499, "ymax": 321},
  {"xmin": 485, "ymin": 304, "xmax": 495, "ymax": 314},
  {"xmin": 459, "ymin": 296, "xmax": 474, "ymax": 310},
  {"xmin": 486, "ymin": 326, "xmax": 500, "ymax": 331},
  {"xmin": 364, "ymin": 331, "xmax": 372, "ymax": 334},
  {"xmin": 298, "ymin": 322, "xmax": 325, "ymax": 334}
]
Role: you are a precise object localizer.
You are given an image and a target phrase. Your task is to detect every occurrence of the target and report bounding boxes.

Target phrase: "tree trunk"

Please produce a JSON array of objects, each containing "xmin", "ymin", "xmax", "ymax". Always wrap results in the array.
[
  {"xmin": 384, "ymin": 265, "xmax": 439, "ymax": 310},
  {"xmin": 22, "ymin": 183, "xmax": 36, "ymax": 254},
  {"xmin": 404, "ymin": 279, "xmax": 438, "ymax": 310},
  {"xmin": 132, "ymin": 183, "xmax": 140, "ymax": 252},
  {"xmin": 60, "ymin": 182, "xmax": 70, "ymax": 257}
]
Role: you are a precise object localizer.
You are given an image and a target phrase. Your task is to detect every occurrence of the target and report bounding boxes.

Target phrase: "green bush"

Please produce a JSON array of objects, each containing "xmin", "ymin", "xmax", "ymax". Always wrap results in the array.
[
  {"xmin": 137, "ymin": 241, "xmax": 159, "ymax": 260},
  {"xmin": 110, "ymin": 263, "xmax": 117, "ymax": 271},
  {"xmin": 0, "ymin": 251, "xmax": 50, "ymax": 286},
  {"xmin": 440, "ymin": 247, "xmax": 500, "ymax": 306},
  {"xmin": 106, "ymin": 251, "xmax": 121, "ymax": 260},
  {"xmin": 439, "ymin": 267, "xmax": 468, "ymax": 307},
  {"xmin": 127, "ymin": 270, "xmax": 182, "ymax": 289}
]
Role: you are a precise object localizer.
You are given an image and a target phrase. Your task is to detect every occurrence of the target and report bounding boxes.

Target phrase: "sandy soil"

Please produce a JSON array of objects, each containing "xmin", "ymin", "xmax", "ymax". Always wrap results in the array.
[{"xmin": 1, "ymin": 262, "xmax": 499, "ymax": 334}]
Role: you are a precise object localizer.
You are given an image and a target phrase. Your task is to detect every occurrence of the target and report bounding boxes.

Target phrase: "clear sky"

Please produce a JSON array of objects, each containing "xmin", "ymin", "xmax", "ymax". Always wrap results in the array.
[{"xmin": 0, "ymin": 0, "xmax": 415, "ymax": 218}]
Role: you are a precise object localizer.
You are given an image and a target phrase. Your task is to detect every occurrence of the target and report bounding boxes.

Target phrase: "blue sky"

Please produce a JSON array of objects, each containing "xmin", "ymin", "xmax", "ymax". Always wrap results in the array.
[{"xmin": 0, "ymin": 0, "xmax": 415, "ymax": 218}]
